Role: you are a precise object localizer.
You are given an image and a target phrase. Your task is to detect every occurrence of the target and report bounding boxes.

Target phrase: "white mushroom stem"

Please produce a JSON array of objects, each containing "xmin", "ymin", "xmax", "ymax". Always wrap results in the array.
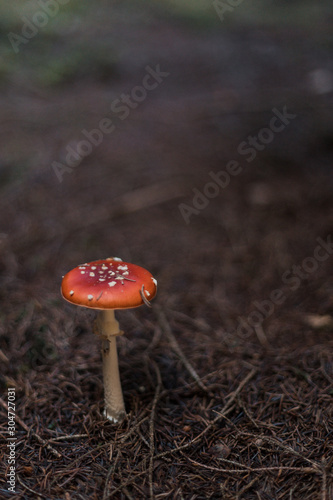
[{"xmin": 95, "ymin": 309, "xmax": 125, "ymax": 423}]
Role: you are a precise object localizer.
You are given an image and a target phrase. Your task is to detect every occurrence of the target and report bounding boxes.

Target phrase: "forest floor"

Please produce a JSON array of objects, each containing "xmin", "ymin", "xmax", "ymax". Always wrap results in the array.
[{"xmin": 0, "ymin": 2, "xmax": 333, "ymax": 498}]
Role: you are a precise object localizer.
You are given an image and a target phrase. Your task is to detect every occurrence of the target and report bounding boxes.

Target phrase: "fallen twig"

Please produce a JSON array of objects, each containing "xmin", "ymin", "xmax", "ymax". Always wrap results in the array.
[
  {"xmin": 154, "ymin": 306, "xmax": 209, "ymax": 393},
  {"xmin": 48, "ymin": 433, "xmax": 89, "ymax": 442},
  {"xmin": 149, "ymin": 362, "xmax": 162, "ymax": 500},
  {"xmin": 17, "ymin": 475, "xmax": 48, "ymax": 499}
]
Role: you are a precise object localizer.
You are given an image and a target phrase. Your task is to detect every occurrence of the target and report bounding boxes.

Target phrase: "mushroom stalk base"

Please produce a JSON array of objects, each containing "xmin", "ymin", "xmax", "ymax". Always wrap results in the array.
[{"xmin": 97, "ymin": 310, "xmax": 126, "ymax": 423}]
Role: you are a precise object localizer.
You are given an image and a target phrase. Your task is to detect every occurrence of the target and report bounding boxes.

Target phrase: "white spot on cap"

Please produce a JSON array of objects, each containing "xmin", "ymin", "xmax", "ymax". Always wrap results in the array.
[
  {"xmin": 102, "ymin": 265, "xmax": 108, "ymax": 270},
  {"xmin": 145, "ymin": 290, "xmax": 151, "ymax": 297},
  {"xmin": 116, "ymin": 276, "xmax": 124, "ymax": 280},
  {"xmin": 123, "ymin": 271, "xmax": 129, "ymax": 276},
  {"xmin": 108, "ymin": 281, "xmax": 117, "ymax": 287},
  {"xmin": 152, "ymin": 278, "xmax": 157, "ymax": 286},
  {"xmin": 113, "ymin": 257, "xmax": 122, "ymax": 261},
  {"xmin": 99, "ymin": 278, "xmax": 105, "ymax": 281},
  {"xmin": 89, "ymin": 272, "xmax": 95, "ymax": 277},
  {"xmin": 91, "ymin": 266, "xmax": 96, "ymax": 270},
  {"xmin": 88, "ymin": 294, "xmax": 93, "ymax": 300},
  {"xmin": 79, "ymin": 266, "xmax": 86, "ymax": 270},
  {"xmin": 117, "ymin": 265, "xmax": 128, "ymax": 271},
  {"xmin": 108, "ymin": 271, "xmax": 115, "ymax": 275},
  {"xmin": 70, "ymin": 290, "xmax": 74, "ymax": 296},
  {"xmin": 81, "ymin": 271, "xmax": 85, "ymax": 274}
]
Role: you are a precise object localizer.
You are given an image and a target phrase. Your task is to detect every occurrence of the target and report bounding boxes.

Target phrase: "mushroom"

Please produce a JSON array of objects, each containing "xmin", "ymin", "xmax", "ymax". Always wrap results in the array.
[{"xmin": 61, "ymin": 257, "xmax": 157, "ymax": 423}]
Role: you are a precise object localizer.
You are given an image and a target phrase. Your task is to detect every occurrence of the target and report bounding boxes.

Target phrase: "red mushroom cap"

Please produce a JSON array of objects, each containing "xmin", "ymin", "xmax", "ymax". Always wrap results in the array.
[{"xmin": 61, "ymin": 258, "xmax": 157, "ymax": 310}]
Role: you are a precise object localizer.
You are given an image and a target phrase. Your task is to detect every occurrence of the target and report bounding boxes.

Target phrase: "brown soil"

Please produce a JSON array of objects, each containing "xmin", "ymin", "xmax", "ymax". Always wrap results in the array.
[{"xmin": 0, "ymin": 4, "xmax": 333, "ymax": 499}]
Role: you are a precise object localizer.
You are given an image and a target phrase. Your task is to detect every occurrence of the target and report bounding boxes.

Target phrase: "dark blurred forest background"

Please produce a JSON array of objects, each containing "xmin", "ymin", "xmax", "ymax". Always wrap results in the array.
[{"xmin": 1, "ymin": 1, "xmax": 333, "ymax": 499}]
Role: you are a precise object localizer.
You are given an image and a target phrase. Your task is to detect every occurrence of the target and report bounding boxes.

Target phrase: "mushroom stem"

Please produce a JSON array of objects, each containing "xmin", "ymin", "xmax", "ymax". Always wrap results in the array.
[{"xmin": 96, "ymin": 310, "xmax": 125, "ymax": 423}]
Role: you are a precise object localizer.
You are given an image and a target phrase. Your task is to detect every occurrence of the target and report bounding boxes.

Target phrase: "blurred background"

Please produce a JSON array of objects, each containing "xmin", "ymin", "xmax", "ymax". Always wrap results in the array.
[
  {"xmin": 0, "ymin": 1, "xmax": 333, "ymax": 496},
  {"xmin": 0, "ymin": 0, "xmax": 332, "ymax": 303},
  {"xmin": 1, "ymin": 0, "xmax": 333, "ymax": 393},
  {"xmin": 0, "ymin": 0, "xmax": 333, "ymax": 285}
]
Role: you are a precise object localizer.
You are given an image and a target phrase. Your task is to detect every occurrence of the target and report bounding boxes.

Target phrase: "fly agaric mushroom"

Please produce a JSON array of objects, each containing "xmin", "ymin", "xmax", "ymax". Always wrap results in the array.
[{"xmin": 61, "ymin": 257, "xmax": 157, "ymax": 423}]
